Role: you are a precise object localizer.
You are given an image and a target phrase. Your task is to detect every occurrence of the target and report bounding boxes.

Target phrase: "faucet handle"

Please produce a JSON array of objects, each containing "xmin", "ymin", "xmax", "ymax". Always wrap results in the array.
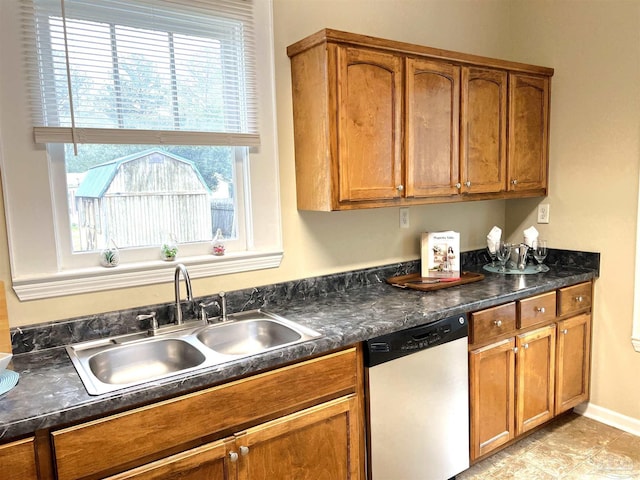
[
  {"xmin": 136, "ymin": 311, "xmax": 158, "ymax": 333},
  {"xmin": 199, "ymin": 301, "xmax": 219, "ymax": 323}
]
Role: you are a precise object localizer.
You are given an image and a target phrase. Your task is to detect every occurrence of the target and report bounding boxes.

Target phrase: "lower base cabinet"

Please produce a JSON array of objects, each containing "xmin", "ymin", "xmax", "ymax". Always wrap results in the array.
[
  {"xmin": 51, "ymin": 347, "xmax": 363, "ymax": 480},
  {"xmin": 555, "ymin": 313, "xmax": 591, "ymax": 415},
  {"xmin": 469, "ymin": 282, "xmax": 593, "ymax": 463},
  {"xmin": 469, "ymin": 324, "xmax": 556, "ymax": 460},
  {"xmin": 106, "ymin": 396, "xmax": 359, "ymax": 480},
  {"xmin": 0, "ymin": 437, "xmax": 39, "ymax": 480}
]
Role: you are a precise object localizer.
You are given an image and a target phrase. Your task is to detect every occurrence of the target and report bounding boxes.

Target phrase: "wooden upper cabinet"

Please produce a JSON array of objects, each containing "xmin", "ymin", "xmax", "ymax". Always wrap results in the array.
[
  {"xmin": 337, "ymin": 47, "xmax": 403, "ymax": 203},
  {"xmin": 405, "ymin": 58, "xmax": 460, "ymax": 197},
  {"xmin": 287, "ymin": 29, "xmax": 553, "ymax": 210},
  {"xmin": 507, "ymin": 73, "xmax": 550, "ymax": 194},
  {"xmin": 460, "ymin": 67, "xmax": 507, "ymax": 194}
]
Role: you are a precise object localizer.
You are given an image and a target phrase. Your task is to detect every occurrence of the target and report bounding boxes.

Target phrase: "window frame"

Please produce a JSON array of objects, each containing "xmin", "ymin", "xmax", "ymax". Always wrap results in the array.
[{"xmin": 0, "ymin": 0, "xmax": 282, "ymax": 301}]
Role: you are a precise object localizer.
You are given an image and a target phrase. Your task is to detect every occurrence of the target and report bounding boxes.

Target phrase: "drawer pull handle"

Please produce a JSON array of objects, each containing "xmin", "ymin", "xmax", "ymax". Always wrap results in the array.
[
  {"xmin": 229, "ymin": 452, "xmax": 239, "ymax": 462},
  {"xmin": 575, "ymin": 295, "xmax": 584, "ymax": 303},
  {"xmin": 240, "ymin": 446, "xmax": 250, "ymax": 456},
  {"xmin": 494, "ymin": 320, "xmax": 503, "ymax": 327},
  {"xmin": 535, "ymin": 307, "xmax": 546, "ymax": 313},
  {"xmin": 562, "ymin": 329, "xmax": 569, "ymax": 335}
]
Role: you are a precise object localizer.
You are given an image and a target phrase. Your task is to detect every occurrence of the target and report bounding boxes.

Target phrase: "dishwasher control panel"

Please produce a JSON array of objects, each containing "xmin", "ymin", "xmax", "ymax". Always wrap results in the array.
[{"xmin": 365, "ymin": 313, "xmax": 467, "ymax": 367}]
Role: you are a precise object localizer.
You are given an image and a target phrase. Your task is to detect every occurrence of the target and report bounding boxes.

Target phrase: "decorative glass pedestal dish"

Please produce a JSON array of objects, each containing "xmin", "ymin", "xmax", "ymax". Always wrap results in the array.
[{"xmin": 483, "ymin": 264, "xmax": 549, "ymax": 275}]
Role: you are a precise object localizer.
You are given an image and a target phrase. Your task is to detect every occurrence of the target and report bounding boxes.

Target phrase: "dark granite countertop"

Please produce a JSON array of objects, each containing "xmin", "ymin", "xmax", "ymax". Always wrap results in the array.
[{"xmin": 0, "ymin": 254, "xmax": 598, "ymax": 442}]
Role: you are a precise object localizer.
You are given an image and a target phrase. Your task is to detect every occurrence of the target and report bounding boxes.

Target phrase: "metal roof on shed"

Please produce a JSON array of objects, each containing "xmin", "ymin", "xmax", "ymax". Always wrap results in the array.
[{"xmin": 75, "ymin": 148, "xmax": 209, "ymax": 198}]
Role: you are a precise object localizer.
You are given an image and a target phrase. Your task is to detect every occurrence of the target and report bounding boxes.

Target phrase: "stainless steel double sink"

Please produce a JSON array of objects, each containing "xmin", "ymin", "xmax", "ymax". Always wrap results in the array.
[{"xmin": 66, "ymin": 310, "xmax": 322, "ymax": 395}]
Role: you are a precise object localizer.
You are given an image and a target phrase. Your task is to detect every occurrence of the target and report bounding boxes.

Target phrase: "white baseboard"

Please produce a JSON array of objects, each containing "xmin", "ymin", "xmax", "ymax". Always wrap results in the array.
[{"xmin": 574, "ymin": 402, "xmax": 640, "ymax": 437}]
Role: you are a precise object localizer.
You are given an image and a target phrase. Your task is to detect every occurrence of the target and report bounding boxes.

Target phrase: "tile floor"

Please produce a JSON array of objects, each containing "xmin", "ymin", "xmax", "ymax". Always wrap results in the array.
[{"xmin": 458, "ymin": 413, "xmax": 640, "ymax": 479}]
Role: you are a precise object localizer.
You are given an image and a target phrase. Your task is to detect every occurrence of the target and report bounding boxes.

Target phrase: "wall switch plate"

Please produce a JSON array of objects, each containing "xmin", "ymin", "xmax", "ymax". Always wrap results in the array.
[
  {"xmin": 537, "ymin": 203, "xmax": 550, "ymax": 224},
  {"xmin": 399, "ymin": 207, "xmax": 409, "ymax": 229}
]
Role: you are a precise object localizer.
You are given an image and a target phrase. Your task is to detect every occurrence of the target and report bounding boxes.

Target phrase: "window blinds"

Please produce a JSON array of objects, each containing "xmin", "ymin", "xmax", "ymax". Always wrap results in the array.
[{"xmin": 21, "ymin": 0, "xmax": 259, "ymax": 147}]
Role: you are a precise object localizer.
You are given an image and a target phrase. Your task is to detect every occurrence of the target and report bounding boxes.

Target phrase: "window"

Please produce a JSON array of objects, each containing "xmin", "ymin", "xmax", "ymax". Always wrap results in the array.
[{"xmin": 2, "ymin": 0, "xmax": 281, "ymax": 300}]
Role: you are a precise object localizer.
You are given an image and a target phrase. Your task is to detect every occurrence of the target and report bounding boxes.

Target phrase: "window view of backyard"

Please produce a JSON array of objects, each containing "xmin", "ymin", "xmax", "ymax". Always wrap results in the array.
[
  {"xmin": 41, "ymin": 9, "xmax": 249, "ymax": 253},
  {"xmin": 66, "ymin": 144, "xmax": 236, "ymax": 252}
]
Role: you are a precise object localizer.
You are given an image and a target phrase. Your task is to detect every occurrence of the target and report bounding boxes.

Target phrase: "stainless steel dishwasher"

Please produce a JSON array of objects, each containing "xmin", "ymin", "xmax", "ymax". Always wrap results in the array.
[{"xmin": 365, "ymin": 313, "xmax": 469, "ymax": 480}]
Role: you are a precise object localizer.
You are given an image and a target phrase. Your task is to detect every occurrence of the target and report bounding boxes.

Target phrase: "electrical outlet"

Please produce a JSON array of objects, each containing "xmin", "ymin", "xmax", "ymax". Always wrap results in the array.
[
  {"xmin": 400, "ymin": 207, "xmax": 410, "ymax": 229},
  {"xmin": 537, "ymin": 203, "xmax": 550, "ymax": 224}
]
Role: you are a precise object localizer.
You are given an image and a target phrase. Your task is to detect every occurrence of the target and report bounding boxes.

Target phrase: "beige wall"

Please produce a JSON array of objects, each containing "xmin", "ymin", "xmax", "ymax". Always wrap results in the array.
[
  {"xmin": 1, "ymin": 0, "xmax": 638, "ymax": 423},
  {"xmin": 505, "ymin": 1, "xmax": 640, "ymax": 424}
]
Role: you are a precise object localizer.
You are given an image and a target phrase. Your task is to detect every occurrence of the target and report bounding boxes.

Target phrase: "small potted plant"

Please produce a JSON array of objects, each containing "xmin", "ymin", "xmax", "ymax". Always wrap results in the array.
[
  {"xmin": 161, "ymin": 233, "xmax": 178, "ymax": 261},
  {"xmin": 100, "ymin": 239, "xmax": 120, "ymax": 267}
]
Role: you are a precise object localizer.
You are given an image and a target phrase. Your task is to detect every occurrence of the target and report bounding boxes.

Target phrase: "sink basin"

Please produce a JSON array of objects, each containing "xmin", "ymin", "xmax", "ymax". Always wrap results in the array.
[
  {"xmin": 88, "ymin": 338, "xmax": 206, "ymax": 385},
  {"xmin": 197, "ymin": 319, "xmax": 302, "ymax": 355},
  {"xmin": 66, "ymin": 309, "xmax": 322, "ymax": 395}
]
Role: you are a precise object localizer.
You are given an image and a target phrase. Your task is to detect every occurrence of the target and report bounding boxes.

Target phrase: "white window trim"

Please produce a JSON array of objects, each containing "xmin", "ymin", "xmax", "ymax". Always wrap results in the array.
[{"xmin": 0, "ymin": 0, "xmax": 282, "ymax": 301}]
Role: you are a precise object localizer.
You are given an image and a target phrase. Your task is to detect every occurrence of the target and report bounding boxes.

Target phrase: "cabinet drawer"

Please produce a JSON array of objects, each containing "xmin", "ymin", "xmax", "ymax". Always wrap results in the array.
[
  {"xmin": 558, "ymin": 282, "xmax": 592, "ymax": 316},
  {"xmin": 471, "ymin": 302, "xmax": 516, "ymax": 344},
  {"xmin": 52, "ymin": 347, "xmax": 358, "ymax": 480},
  {"xmin": 518, "ymin": 291, "xmax": 556, "ymax": 329}
]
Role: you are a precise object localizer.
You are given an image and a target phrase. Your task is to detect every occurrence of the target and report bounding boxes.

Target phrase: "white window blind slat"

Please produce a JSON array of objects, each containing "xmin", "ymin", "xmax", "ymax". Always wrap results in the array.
[{"xmin": 22, "ymin": 0, "xmax": 259, "ymax": 147}]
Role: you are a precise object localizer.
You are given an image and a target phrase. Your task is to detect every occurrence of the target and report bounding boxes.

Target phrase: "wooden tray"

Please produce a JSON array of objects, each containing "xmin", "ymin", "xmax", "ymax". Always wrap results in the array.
[{"xmin": 386, "ymin": 271, "xmax": 485, "ymax": 291}]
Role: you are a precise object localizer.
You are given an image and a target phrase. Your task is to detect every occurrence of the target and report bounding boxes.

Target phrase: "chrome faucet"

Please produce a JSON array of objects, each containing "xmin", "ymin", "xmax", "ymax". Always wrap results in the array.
[{"xmin": 174, "ymin": 264, "xmax": 193, "ymax": 325}]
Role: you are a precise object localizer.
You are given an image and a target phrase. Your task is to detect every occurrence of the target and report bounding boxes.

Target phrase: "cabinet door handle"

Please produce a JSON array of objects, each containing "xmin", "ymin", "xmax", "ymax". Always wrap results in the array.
[
  {"xmin": 396, "ymin": 185, "xmax": 404, "ymax": 191},
  {"xmin": 511, "ymin": 179, "xmax": 518, "ymax": 185},
  {"xmin": 455, "ymin": 182, "xmax": 461, "ymax": 189},
  {"xmin": 575, "ymin": 295, "xmax": 584, "ymax": 303},
  {"xmin": 535, "ymin": 307, "xmax": 546, "ymax": 313},
  {"xmin": 240, "ymin": 446, "xmax": 250, "ymax": 456},
  {"xmin": 562, "ymin": 329, "xmax": 568, "ymax": 335},
  {"xmin": 465, "ymin": 181, "xmax": 471, "ymax": 187},
  {"xmin": 229, "ymin": 452, "xmax": 239, "ymax": 462},
  {"xmin": 494, "ymin": 320, "xmax": 502, "ymax": 327},
  {"xmin": 523, "ymin": 343, "xmax": 529, "ymax": 349},
  {"xmin": 513, "ymin": 347, "xmax": 518, "ymax": 353}
]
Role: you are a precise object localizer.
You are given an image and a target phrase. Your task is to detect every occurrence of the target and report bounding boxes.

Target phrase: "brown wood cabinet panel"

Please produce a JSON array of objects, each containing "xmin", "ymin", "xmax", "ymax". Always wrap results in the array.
[
  {"xmin": 469, "ymin": 339, "xmax": 515, "ymax": 461},
  {"xmin": 507, "ymin": 73, "xmax": 550, "ymax": 194},
  {"xmin": 460, "ymin": 67, "xmax": 507, "ymax": 194},
  {"xmin": 557, "ymin": 282, "xmax": 592, "ymax": 317},
  {"xmin": 288, "ymin": 29, "xmax": 553, "ymax": 211},
  {"xmin": 105, "ymin": 439, "xmax": 235, "ymax": 480},
  {"xmin": 405, "ymin": 58, "xmax": 460, "ymax": 197},
  {"xmin": 516, "ymin": 325, "xmax": 556, "ymax": 435},
  {"xmin": 236, "ymin": 396, "xmax": 360, "ymax": 480},
  {"xmin": 0, "ymin": 437, "xmax": 38, "ymax": 480},
  {"xmin": 555, "ymin": 314, "xmax": 591, "ymax": 415},
  {"xmin": 518, "ymin": 291, "xmax": 556, "ymax": 329},
  {"xmin": 470, "ymin": 301, "xmax": 516, "ymax": 345},
  {"xmin": 337, "ymin": 47, "xmax": 403, "ymax": 203},
  {"xmin": 52, "ymin": 348, "xmax": 358, "ymax": 480},
  {"xmin": 290, "ymin": 43, "xmax": 335, "ymax": 211}
]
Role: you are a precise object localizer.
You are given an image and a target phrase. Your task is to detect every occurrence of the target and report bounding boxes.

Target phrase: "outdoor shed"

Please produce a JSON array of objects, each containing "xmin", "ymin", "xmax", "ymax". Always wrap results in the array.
[{"xmin": 75, "ymin": 149, "xmax": 212, "ymax": 251}]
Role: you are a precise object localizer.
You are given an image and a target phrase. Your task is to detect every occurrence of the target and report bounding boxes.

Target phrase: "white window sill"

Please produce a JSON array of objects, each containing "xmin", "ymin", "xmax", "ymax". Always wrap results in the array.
[{"xmin": 12, "ymin": 250, "xmax": 283, "ymax": 301}]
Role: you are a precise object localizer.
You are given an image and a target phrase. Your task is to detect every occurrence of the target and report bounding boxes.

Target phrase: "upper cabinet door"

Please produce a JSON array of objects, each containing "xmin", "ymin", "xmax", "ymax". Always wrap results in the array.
[
  {"xmin": 405, "ymin": 58, "xmax": 460, "ymax": 197},
  {"xmin": 336, "ymin": 47, "xmax": 403, "ymax": 203},
  {"xmin": 508, "ymin": 73, "xmax": 550, "ymax": 193},
  {"xmin": 461, "ymin": 67, "xmax": 507, "ymax": 194}
]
